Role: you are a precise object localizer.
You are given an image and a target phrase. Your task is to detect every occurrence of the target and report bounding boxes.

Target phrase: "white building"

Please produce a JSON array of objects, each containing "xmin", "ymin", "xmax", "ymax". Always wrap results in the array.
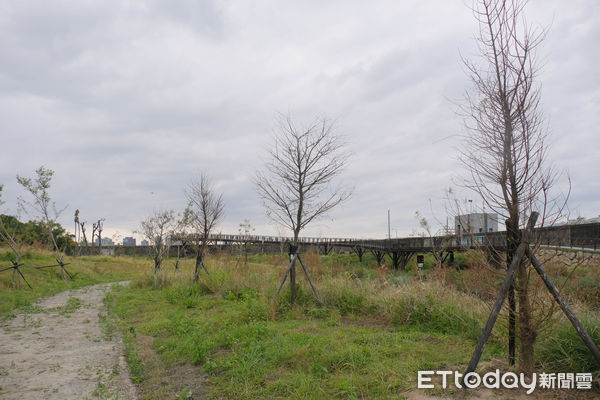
[
  {"xmin": 99, "ymin": 237, "xmax": 114, "ymax": 246},
  {"xmin": 455, "ymin": 213, "xmax": 499, "ymax": 235}
]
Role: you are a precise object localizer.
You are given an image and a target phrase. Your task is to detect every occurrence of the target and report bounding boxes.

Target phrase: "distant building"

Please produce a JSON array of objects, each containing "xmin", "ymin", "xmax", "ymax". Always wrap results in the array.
[
  {"xmin": 123, "ymin": 236, "xmax": 136, "ymax": 246},
  {"xmin": 567, "ymin": 216, "xmax": 600, "ymax": 225},
  {"xmin": 99, "ymin": 237, "xmax": 114, "ymax": 246},
  {"xmin": 455, "ymin": 213, "xmax": 498, "ymax": 235},
  {"xmin": 141, "ymin": 239, "xmax": 149, "ymax": 246}
]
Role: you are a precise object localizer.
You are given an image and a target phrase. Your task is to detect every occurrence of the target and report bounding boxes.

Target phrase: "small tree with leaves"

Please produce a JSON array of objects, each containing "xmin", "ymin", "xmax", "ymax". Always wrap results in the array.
[
  {"xmin": 256, "ymin": 114, "xmax": 351, "ymax": 302},
  {"xmin": 183, "ymin": 173, "xmax": 224, "ymax": 282},
  {"xmin": 17, "ymin": 166, "xmax": 71, "ymax": 279},
  {"xmin": 139, "ymin": 209, "xmax": 176, "ymax": 273}
]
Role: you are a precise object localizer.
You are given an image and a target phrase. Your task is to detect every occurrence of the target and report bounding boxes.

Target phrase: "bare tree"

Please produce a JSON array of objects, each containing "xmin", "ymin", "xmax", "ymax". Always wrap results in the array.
[
  {"xmin": 183, "ymin": 173, "xmax": 224, "ymax": 282},
  {"xmin": 414, "ymin": 210, "xmax": 453, "ymax": 268},
  {"xmin": 79, "ymin": 220, "xmax": 89, "ymax": 251},
  {"xmin": 459, "ymin": 0, "xmax": 567, "ymax": 373},
  {"xmin": 74, "ymin": 209, "xmax": 80, "ymax": 253},
  {"xmin": 139, "ymin": 209, "xmax": 176, "ymax": 273},
  {"xmin": 93, "ymin": 218, "xmax": 105, "ymax": 255},
  {"xmin": 256, "ymin": 114, "xmax": 351, "ymax": 302},
  {"xmin": 237, "ymin": 218, "xmax": 255, "ymax": 267},
  {"xmin": 17, "ymin": 166, "xmax": 71, "ymax": 279}
]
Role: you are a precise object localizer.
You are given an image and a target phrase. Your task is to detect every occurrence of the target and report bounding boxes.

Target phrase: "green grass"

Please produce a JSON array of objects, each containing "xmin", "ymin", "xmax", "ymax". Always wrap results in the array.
[
  {"xmin": 110, "ymin": 286, "xmax": 490, "ymax": 399},
  {"xmin": 4, "ymin": 248, "xmax": 599, "ymax": 398},
  {"xmin": 0, "ymin": 246, "xmax": 151, "ymax": 316},
  {"xmin": 106, "ymin": 255, "xmax": 508, "ymax": 399}
]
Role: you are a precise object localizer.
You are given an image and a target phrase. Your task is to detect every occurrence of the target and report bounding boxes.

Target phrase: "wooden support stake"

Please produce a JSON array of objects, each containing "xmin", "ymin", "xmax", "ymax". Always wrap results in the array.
[
  {"xmin": 526, "ymin": 247, "xmax": 600, "ymax": 367},
  {"xmin": 60, "ymin": 262, "xmax": 73, "ymax": 280},
  {"xmin": 274, "ymin": 254, "xmax": 297, "ymax": 299},
  {"xmin": 0, "ymin": 263, "xmax": 32, "ymax": 289},
  {"xmin": 297, "ymin": 254, "xmax": 323, "ymax": 303},
  {"xmin": 16, "ymin": 266, "xmax": 32, "ymax": 289},
  {"xmin": 464, "ymin": 212, "xmax": 538, "ymax": 378}
]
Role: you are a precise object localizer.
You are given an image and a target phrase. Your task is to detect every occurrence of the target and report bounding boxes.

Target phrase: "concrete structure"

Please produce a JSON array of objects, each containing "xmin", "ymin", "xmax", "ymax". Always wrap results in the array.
[
  {"xmin": 123, "ymin": 236, "xmax": 136, "ymax": 246},
  {"xmin": 140, "ymin": 239, "xmax": 149, "ymax": 246},
  {"xmin": 455, "ymin": 213, "xmax": 499, "ymax": 236},
  {"xmin": 100, "ymin": 237, "xmax": 114, "ymax": 246}
]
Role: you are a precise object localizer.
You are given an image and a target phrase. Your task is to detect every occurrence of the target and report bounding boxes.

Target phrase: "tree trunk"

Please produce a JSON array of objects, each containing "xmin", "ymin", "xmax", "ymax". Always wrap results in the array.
[
  {"xmin": 289, "ymin": 241, "xmax": 298, "ymax": 302},
  {"xmin": 506, "ymin": 220, "xmax": 517, "ymax": 366},
  {"xmin": 154, "ymin": 255, "xmax": 161, "ymax": 273},
  {"xmin": 516, "ymin": 256, "xmax": 535, "ymax": 374},
  {"xmin": 194, "ymin": 250, "xmax": 202, "ymax": 283}
]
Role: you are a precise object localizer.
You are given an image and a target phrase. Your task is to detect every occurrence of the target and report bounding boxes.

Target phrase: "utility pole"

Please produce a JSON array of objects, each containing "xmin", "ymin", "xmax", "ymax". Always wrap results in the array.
[{"xmin": 387, "ymin": 210, "xmax": 391, "ymax": 239}]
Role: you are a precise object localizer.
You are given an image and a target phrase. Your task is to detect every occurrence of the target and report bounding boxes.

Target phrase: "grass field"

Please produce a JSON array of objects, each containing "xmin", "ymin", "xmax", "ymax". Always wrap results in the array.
[
  {"xmin": 0, "ymin": 247, "xmax": 148, "ymax": 316},
  {"xmin": 106, "ymin": 251, "xmax": 600, "ymax": 399},
  {"xmin": 2, "ymin": 248, "xmax": 600, "ymax": 398}
]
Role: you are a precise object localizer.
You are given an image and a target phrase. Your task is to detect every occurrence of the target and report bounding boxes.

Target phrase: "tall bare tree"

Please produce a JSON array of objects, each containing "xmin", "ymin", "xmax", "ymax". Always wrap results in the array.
[
  {"xmin": 79, "ymin": 220, "xmax": 89, "ymax": 251},
  {"xmin": 93, "ymin": 218, "xmax": 105, "ymax": 255},
  {"xmin": 459, "ymin": 0, "xmax": 567, "ymax": 373},
  {"xmin": 17, "ymin": 166, "xmax": 71, "ymax": 279},
  {"xmin": 139, "ymin": 209, "xmax": 176, "ymax": 273},
  {"xmin": 183, "ymin": 173, "xmax": 224, "ymax": 282},
  {"xmin": 256, "ymin": 114, "xmax": 351, "ymax": 302}
]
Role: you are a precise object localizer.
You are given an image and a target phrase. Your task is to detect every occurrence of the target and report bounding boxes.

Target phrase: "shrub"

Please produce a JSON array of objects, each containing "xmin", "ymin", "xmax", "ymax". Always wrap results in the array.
[{"xmin": 536, "ymin": 312, "xmax": 600, "ymax": 372}]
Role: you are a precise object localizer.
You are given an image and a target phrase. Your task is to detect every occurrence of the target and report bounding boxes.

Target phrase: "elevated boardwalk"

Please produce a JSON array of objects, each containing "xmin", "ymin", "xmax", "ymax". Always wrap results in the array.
[{"xmin": 84, "ymin": 222, "xmax": 600, "ymax": 270}]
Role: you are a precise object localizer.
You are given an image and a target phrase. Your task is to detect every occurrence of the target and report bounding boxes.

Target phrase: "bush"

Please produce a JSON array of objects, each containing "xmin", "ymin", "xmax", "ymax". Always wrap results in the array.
[{"xmin": 536, "ymin": 313, "xmax": 600, "ymax": 372}]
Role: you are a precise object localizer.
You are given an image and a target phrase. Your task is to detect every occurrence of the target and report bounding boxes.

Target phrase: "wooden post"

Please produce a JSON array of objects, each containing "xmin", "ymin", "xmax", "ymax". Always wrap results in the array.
[
  {"xmin": 59, "ymin": 261, "xmax": 73, "ymax": 280},
  {"xmin": 274, "ymin": 254, "xmax": 297, "ymax": 299},
  {"xmin": 373, "ymin": 250, "xmax": 384, "ymax": 266},
  {"xmin": 0, "ymin": 262, "xmax": 32, "ymax": 289},
  {"xmin": 355, "ymin": 246, "xmax": 363, "ymax": 263},
  {"xmin": 526, "ymin": 247, "xmax": 600, "ymax": 367},
  {"xmin": 290, "ymin": 262, "xmax": 296, "ymax": 302},
  {"xmin": 464, "ymin": 212, "xmax": 538, "ymax": 378},
  {"xmin": 15, "ymin": 264, "xmax": 32, "ymax": 289},
  {"xmin": 297, "ymin": 254, "xmax": 323, "ymax": 303},
  {"xmin": 389, "ymin": 251, "xmax": 400, "ymax": 270},
  {"xmin": 34, "ymin": 262, "xmax": 72, "ymax": 280},
  {"xmin": 289, "ymin": 244, "xmax": 298, "ymax": 302}
]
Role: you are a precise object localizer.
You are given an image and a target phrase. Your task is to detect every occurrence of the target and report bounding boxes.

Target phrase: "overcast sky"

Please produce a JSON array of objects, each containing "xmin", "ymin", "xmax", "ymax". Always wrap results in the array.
[{"xmin": 0, "ymin": 0, "xmax": 597, "ymax": 242}]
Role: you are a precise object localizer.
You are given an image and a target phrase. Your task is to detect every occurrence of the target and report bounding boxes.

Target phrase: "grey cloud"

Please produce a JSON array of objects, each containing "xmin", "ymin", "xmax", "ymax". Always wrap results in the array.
[{"xmin": 0, "ymin": 0, "xmax": 597, "ymax": 241}]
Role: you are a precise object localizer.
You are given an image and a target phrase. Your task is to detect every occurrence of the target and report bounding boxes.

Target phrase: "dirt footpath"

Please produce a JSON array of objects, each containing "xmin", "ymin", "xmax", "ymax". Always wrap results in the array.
[{"xmin": 0, "ymin": 282, "xmax": 137, "ymax": 400}]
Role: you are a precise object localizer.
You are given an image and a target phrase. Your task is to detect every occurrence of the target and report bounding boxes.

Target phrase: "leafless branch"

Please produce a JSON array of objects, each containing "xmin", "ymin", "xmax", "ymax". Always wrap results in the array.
[
  {"xmin": 183, "ymin": 172, "xmax": 225, "ymax": 280},
  {"xmin": 255, "ymin": 113, "xmax": 352, "ymax": 243}
]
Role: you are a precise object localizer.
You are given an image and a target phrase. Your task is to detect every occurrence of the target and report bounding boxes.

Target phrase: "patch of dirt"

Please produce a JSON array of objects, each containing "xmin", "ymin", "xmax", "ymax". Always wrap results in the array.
[
  {"xmin": 133, "ymin": 335, "xmax": 207, "ymax": 399},
  {"xmin": 0, "ymin": 282, "xmax": 137, "ymax": 399}
]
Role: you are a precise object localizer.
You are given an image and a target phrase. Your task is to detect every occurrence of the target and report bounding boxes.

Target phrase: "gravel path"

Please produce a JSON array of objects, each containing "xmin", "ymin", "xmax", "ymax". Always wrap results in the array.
[{"xmin": 0, "ymin": 282, "xmax": 137, "ymax": 399}]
